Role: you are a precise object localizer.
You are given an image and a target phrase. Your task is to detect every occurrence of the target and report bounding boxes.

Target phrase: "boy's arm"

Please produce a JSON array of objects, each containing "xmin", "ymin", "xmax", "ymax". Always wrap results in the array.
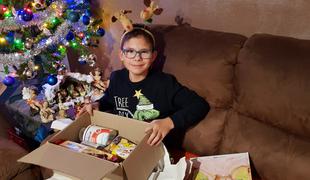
[
  {"xmin": 168, "ymin": 77, "xmax": 210, "ymax": 129},
  {"xmin": 98, "ymin": 89, "xmax": 114, "ymax": 111},
  {"xmin": 98, "ymin": 74, "xmax": 115, "ymax": 112}
]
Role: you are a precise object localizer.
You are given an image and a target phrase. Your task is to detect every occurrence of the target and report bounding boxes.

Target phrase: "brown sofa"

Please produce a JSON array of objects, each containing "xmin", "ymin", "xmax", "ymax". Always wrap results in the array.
[{"xmin": 152, "ymin": 24, "xmax": 310, "ymax": 180}]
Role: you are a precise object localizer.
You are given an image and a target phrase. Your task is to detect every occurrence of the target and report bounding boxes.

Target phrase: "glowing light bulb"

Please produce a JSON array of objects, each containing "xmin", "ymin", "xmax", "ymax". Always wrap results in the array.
[
  {"xmin": 4, "ymin": 10, "xmax": 12, "ymax": 18},
  {"xmin": 25, "ymin": 8, "xmax": 32, "ymax": 13},
  {"xmin": 71, "ymin": 41, "xmax": 78, "ymax": 48},
  {"xmin": 34, "ymin": 65, "xmax": 40, "ymax": 70},
  {"xmin": 52, "ymin": 19, "xmax": 57, "ymax": 24},
  {"xmin": 58, "ymin": 45, "xmax": 66, "ymax": 51},
  {"xmin": 0, "ymin": 37, "xmax": 6, "ymax": 44},
  {"xmin": 78, "ymin": 32, "xmax": 85, "ymax": 38}
]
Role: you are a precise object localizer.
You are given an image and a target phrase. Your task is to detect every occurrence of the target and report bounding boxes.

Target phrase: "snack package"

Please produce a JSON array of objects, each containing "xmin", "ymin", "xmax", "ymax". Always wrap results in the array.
[
  {"xmin": 105, "ymin": 136, "xmax": 137, "ymax": 160},
  {"xmin": 79, "ymin": 125, "xmax": 118, "ymax": 148},
  {"xmin": 59, "ymin": 140, "xmax": 122, "ymax": 162}
]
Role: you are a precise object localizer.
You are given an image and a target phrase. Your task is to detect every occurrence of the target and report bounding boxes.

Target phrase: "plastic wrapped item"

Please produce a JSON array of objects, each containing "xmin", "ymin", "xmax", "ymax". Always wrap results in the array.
[
  {"xmin": 59, "ymin": 140, "xmax": 122, "ymax": 162},
  {"xmin": 105, "ymin": 136, "xmax": 137, "ymax": 160},
  {"xmin": 79, "ymin": 125, "xmax": 118, "ymax": 148}
]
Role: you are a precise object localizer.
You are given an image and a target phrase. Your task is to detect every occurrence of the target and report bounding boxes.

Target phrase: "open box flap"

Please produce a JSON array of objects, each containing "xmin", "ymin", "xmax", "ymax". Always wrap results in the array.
[
  {"xmin": 18, "ymin": 142, "xmax": 119, "ymax": 180},
  {"xmin": 123, "ymin": 134, "xmax": 165, "ymax": 180},
  {"xmin": 49, "ymin": 112, "xmax": 91, "ymax": 142}
]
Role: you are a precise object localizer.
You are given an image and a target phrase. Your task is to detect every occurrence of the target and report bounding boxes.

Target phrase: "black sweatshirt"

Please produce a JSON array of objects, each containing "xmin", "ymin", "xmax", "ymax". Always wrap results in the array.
[{"xmin": 99, "ymin": 68, "xmax": 210, "ymax": 130}]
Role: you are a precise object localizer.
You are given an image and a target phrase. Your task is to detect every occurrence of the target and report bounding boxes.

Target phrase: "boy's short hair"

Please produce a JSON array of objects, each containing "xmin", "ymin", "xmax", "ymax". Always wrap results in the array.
[{"xmin": 120, "ymin": 24, "xmax": 156, "ymax": 51}]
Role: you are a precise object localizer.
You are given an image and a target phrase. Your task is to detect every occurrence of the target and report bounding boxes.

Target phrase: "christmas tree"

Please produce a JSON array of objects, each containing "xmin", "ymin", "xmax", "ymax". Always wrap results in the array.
[
  {"xmin": 0, "ymin": 0, "xmax": 105, "ymax": 86},
  {"xmin": 133, "ymin": 92, "xmax": 160, "ymax": 121}
]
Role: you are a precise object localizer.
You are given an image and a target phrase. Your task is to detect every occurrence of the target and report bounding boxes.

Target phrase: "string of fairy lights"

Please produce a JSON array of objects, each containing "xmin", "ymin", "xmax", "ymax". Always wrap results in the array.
[{"xmin": 0, "ymin": 0, "xmax": 105, "ymax": 86}]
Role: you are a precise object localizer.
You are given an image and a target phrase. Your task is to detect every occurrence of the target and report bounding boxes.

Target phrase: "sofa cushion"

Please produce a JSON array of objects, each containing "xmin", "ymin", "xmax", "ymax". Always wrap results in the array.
[
  {"xmin": 220, "ymin": 111, "xmax": 310, "ymax": 180},
  {"xmin": 153, "ymin": 25, "xmax": 247, "ymax": 108},
  {"xmin": 235, "ymin": 34, "xmax": 310, "ymax": 138},
  {"xmin": 183, "ymin": 109, "xmax": 228, "ymax": 155}
]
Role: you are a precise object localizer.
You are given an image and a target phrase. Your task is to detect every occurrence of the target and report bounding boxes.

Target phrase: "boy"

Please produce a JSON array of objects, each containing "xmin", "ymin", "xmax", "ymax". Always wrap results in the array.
[{"xmin": 77, "ymin": 25, "xmax": 209, "ymax": 147}]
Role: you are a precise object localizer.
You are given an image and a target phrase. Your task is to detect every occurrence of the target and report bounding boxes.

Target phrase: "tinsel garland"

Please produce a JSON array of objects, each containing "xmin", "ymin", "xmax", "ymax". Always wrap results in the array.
[{"xmin": 0, "ymin": 20, "xmax": 72, "ymax": 66}]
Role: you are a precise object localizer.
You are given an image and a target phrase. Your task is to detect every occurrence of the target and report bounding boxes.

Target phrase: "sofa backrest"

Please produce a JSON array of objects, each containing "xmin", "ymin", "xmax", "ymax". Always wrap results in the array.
[
  {"xmin": 152, "ymin": 25, "xmax": 247, "ymax": 154},
  {"xmin": 153, "ymin": 24, "xmax": 247, "ymax": 109},
  {"xmin": 217, "ymin": 33, "xmax": 310, "ymax": 180},
  {"xmin": 235, "ymin": 34, "xmax": 310, "ymax": 139}
]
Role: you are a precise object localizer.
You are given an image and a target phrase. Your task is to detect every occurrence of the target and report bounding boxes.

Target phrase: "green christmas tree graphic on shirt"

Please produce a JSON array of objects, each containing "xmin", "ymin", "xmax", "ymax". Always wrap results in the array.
[{"xmin": 133, "ymin": 90, "xmax": 160, "ymax": 121}]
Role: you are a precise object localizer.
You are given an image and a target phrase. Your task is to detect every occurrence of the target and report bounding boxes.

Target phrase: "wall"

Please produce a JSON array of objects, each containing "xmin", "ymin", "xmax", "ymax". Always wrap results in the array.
[
  {"xmin": 69, "ymin": 0, "xmax": 310, "ymax": 76},
  {"xmin": 101, "ymin": 0, "xmax": 310, "ymax": 39}
]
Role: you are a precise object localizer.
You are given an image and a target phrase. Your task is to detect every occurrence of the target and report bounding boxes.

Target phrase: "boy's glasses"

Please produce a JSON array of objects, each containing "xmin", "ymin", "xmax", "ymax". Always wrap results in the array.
[{"xmin": 122, "ymin": 48, "xmax": 153, "ymax": 59}]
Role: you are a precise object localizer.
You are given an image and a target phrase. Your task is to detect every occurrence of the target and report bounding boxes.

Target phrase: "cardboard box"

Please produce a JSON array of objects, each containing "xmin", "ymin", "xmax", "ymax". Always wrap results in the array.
[{"xmin": 18, "ymin": 111, "xmax": 165, "ymax": 180}]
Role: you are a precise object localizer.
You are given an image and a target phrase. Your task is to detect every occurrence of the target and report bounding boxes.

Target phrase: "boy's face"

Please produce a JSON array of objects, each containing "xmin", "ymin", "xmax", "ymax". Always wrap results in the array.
[{"xmin": 119, "ymin": 36, "xmax": 157, "ymax": 80}]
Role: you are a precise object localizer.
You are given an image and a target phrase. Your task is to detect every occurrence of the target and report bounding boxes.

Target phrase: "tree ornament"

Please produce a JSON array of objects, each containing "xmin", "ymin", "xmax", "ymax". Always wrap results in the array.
[
  {"xmin": 22, "ymin": 60, "xmax": 37, "ymax": 79},
  {"xmin": 66, "ymin": 0, "xmax": 75, "ymax": 5},
  {"xmin": 67, "ymin": 11, "xmax": 80, "ymax": 22},
  {"xmin": 78, "ymin": 55, "xmax": 87, "ymax": 64},
  {"xmin": 33, "ymin": 0, "xmax": 46, "ymax": 10},
  {"xmin": 23, "ymin": 69, "xmax": 37, "ymax": 79},
  {"xmin": 21, "ymin": 9, "xmax": 33, "ymax": 21},
  {"xmin": 5, "ymin": 32, "xmax": 14, "ymax": 44},
  {"xmin": 3, "ymin": 76, "xmax": 15, "ymax": 86},
  {"xmin": 82, "ymin": 15, "xmax": 90, "ymax": 25},
  {"xmin": 57, "ymin": 64, "xmax": 67, "ymax": 72},
  {"xmin": 86, "ymin": 53, "xmax": 97, "ymax": 67},
  {"xmin": 66, "ymin": 31, "xmax": 75, "ymax": 41},
  {"xmin": 82, "ymin": 36, "xmax": 90, "ymax": 45},
  {"xmin": 24, "ymin": 39, "xmax": 33, "ymax": 49},
  {"xmin": 46, "ymin": 74, "xmax": 58, "ymax": 85},
  {"xmin": 96, "ymin": 27, "xmax": 105, "ymax": 36}
]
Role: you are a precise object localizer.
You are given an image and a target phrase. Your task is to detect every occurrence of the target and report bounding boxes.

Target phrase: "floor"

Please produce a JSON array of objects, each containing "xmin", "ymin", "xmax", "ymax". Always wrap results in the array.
[{"xmin": 0, "ymin": 111, "xmax": 27, "ymax": 152}]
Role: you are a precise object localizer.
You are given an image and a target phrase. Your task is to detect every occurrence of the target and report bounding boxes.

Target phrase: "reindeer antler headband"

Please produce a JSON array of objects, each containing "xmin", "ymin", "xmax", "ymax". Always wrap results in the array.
[{"xmin": 120, "ymin": 27, "xmax": 156, "ymax": 48}]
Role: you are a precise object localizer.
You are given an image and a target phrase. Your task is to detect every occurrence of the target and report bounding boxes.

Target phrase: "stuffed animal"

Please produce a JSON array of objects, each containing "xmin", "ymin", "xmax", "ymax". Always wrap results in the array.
[
  {"xmin": 111, "ymin": 10, "xmax": 133, "ymax": 32},
  {"xmin": 140, "ymin": 0, "xmax": 163, "ymax": 23}
]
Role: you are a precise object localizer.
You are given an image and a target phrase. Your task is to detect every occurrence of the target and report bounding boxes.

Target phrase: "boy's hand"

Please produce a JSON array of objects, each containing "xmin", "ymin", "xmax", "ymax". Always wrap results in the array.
[
  {"xmin": 75, "ymin": 102, "xmax": 99, "ymax": 119},
  {"xmin": 145, "ymin": 117, "xmax": 174, "ymax": 146}
]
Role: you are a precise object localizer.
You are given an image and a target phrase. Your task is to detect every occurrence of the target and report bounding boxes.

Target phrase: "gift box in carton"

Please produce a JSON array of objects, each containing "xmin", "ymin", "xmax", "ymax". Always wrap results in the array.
[
  {"xmin": 188, "ymin": 152, "xmax": 252, "ymax": 180},
  {"xmin": 18, "ymin": 111, "xmax": 165, "ymax": 180}
]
